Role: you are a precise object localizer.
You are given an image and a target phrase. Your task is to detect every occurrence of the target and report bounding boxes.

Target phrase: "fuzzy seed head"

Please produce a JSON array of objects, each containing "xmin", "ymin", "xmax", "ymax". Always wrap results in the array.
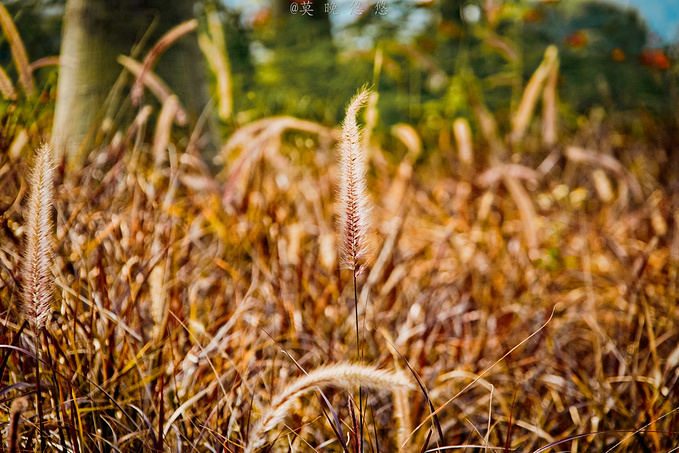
[
  {"xmin": 337, "ymin": 89, "xmax": 372, "ymax": 274},
  {"xmin": 21, "ymin": 144, "xmax": 55, "ymax": 331}
]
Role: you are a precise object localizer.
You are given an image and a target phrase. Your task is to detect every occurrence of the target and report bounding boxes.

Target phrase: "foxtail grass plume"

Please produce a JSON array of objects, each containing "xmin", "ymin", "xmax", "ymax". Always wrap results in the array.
[
  {"xmin": 22, "ymin": 144, "xmax": 55, "ymax": 331},
  {"xmin": 245, "ymin": 363, "xmax": 413, "ymax": 453},
  {"xmin": 337, "ymin": 89, "xmax": 371, "ymax": 275}
]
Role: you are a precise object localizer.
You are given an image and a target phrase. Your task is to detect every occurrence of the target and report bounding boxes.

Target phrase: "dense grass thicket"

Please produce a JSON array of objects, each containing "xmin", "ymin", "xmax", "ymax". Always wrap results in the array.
[{"xmin": 2, "ymin": 1, "xmax": 679, "ymax": 452}]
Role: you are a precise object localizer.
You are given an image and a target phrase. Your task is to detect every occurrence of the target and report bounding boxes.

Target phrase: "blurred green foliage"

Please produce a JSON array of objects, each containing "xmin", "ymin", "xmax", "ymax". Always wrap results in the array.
[
  {"xmin": 221, "ymin": 0, "xmax": 676, "ymax": 146},
  {"xmin": 518, "ymin": 1, "xmax": 670, "ymax": 114},
  {"xmin": 1, "ymin": 0, "xmax": 677, "ymax": 151}
]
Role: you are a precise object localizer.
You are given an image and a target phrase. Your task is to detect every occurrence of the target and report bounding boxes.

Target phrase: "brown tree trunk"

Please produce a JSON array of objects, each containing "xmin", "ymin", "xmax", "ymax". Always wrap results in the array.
[{"xmin": 52, "ymin": 0, "xmax": 210, "ymax": 167}]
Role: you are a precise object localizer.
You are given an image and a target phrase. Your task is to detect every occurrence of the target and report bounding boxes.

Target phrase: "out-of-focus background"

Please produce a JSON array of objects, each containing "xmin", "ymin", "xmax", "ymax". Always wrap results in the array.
[{"xmin": 2, "ymin": 1, "xmax": 679, "ymax": 452}]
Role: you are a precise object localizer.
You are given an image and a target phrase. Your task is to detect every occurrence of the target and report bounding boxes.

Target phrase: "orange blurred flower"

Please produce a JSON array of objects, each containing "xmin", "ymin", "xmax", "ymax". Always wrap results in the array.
[
  {"xmin": 565, "ymin": 30, "xmax": 587, "ymax": 49},
  {"xmin": 252, "ymin": 7, "xmax": 271, "ymax": 27},
  {"xmin": 639, "ymin": 48, "xmax": 670, "ymax": 70},
  {"xmin": 611, "ymin": 48, "xmax": 626, "ymax": 62}
]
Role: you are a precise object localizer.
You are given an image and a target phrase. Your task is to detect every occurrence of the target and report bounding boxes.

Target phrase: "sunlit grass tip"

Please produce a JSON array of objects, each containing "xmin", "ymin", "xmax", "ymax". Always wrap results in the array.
[
  {"xmin": 22, "ymin": 143, "xmax": 55, "ymax": 331},
  {"xmin": 245, "ymin": 363, "xmax": 413, "ymax": 453},
  {"xmin": 338, "ymin": 88, "xmax": 372, "ymax": 275}
]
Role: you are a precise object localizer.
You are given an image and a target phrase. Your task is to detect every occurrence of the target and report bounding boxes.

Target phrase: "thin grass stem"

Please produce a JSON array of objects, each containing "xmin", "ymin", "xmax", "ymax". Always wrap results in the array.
[
  {"xmin": 354, "ymin": 271, "xmax": 363, "ymax": 453},
  {"xmin": 35, "ymin": 329, "xmax": 45, "ymax": 452}
]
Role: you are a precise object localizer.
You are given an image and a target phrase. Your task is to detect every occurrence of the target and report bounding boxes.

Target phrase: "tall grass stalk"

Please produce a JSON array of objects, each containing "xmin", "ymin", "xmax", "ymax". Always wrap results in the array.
[
  {"xmin": 199, "ymin": 8, "xmax": 233, "ymax": 121},
  {"xmin": 0, "ymin": 3, "xmax": 34, "ymax": 95},
  {"xmin": 21, "ymin": 143, "xmax": 56, "ymax": 452},
  {"xmin": 131, "ymin": 19, "xmax": 198, "ymax": 106},
  {"xmin": 338, "ymin": 89, "xmax": 371, "ymax": 451},
  {"xmin": 510, "ymin": 45, "xmax": 558, "ymax": 144},
  {"xmin": 0, "ymin": 65, "xmax": 17, "ymax": 100},
  {"xmin": 118, "ymin": 55, "xmax": 188, "ymax": 125}
]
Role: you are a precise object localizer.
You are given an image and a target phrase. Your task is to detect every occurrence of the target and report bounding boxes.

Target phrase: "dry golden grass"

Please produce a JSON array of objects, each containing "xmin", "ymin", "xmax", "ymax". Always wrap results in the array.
[
  {"xmin": 130, "ymin": 19, "xmax": 198, "ymax": 107},
  {"xmin": 118, "ymin": 55, "xmax": 189, "ymax": 126},
  {"xmin": 246, "ymin": 363, "xmax": 413, "ymax": 453},
  {"xmin": 0, "ymin": 99, "xmax": 677, "ymax": 451},
  {"xmin": 0, "ymin": 2, "xmax": 33, "ymax": 96},
  {"xmin": 198, "ymin": 8, "xmax": 233, "ymax": 122},
  {"xmin": 1, "ymin": 15, "xmax": 678, "ymax": 452},
  {"xmin": 0, "ymin": 64, "xmax": 17, "ymax": 100}
]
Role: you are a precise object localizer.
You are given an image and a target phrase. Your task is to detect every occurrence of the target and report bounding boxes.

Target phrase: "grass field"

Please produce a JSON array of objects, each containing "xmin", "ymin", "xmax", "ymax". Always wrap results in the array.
[{"xmin": 1, "ymin": 7, "xmax": 679, "ymax": 452}]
